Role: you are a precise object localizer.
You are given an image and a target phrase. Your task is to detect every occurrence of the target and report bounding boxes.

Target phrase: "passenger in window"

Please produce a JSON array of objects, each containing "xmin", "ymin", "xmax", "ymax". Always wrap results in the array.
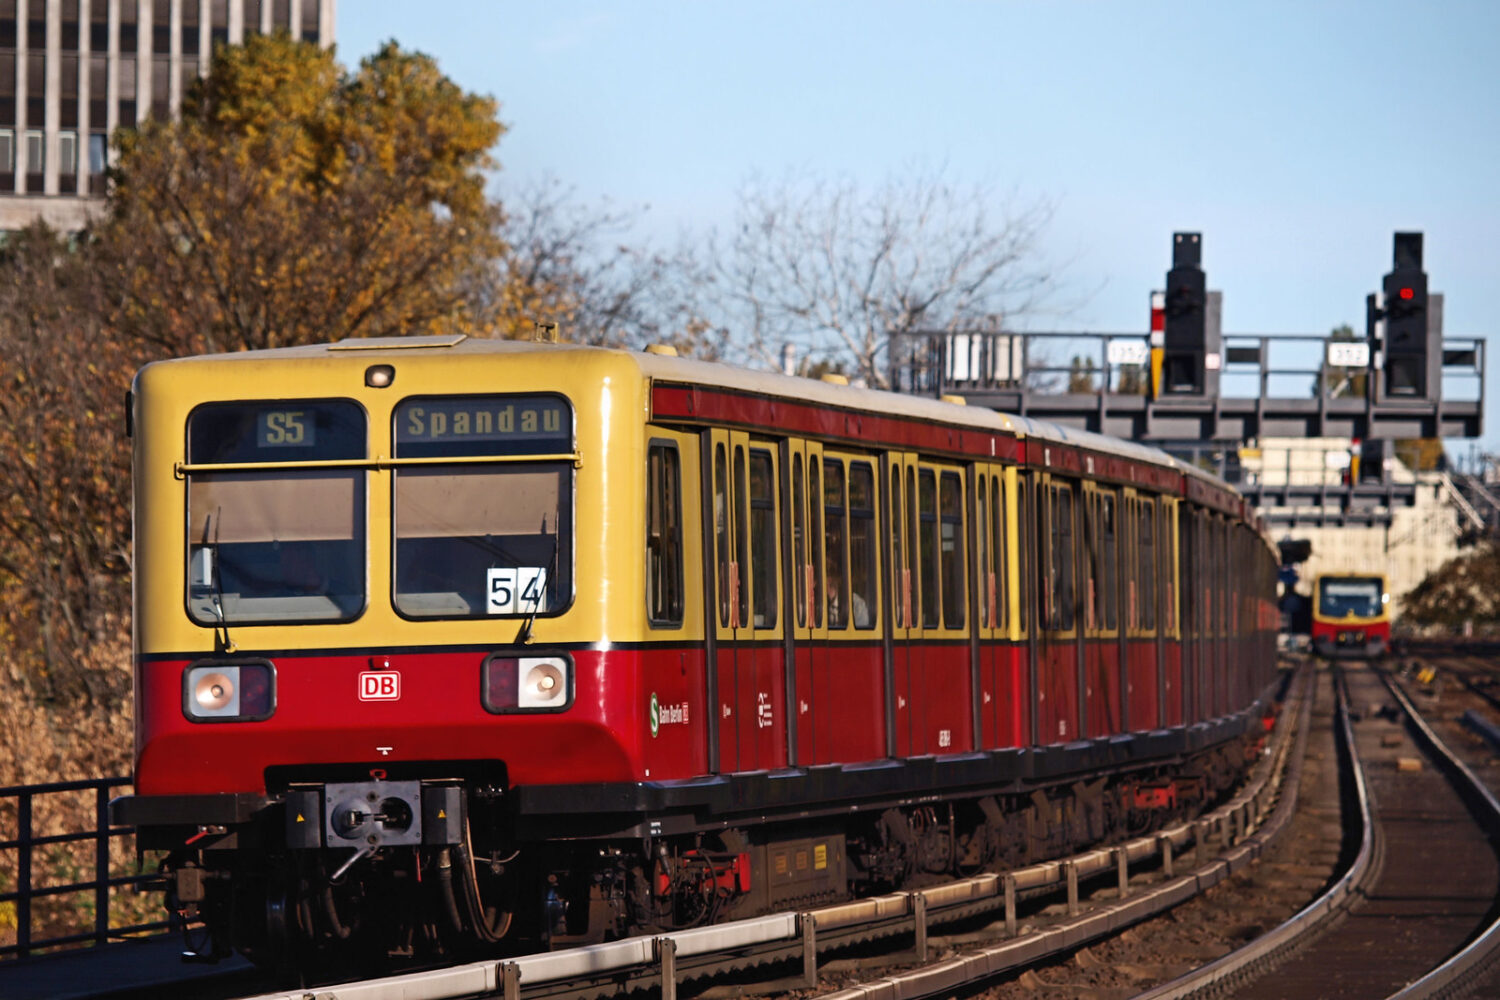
[
  {"xmin": 851, "ymin": 590, "xmax": 872, "ymax": 629},
  {"xmin": 827, "ymin": 589, "xmax": 870, "ymax": 629}
]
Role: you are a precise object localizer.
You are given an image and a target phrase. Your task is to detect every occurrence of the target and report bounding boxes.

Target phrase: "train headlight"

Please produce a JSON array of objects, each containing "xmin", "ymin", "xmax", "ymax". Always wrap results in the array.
[
  {"xmin": 482, "ymin": 654, "xmax": 572, "ymax": 713},
  {"xmin": 184, "ymin": 661, "xmax": 275, "ymax": 722}
]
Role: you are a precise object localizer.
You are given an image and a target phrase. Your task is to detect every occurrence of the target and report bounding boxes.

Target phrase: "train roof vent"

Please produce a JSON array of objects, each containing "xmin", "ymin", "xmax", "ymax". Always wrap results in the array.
[
  {"xmin": 820, "ymin": 373, "xmax": 849, "ymax": 386},
  {"xmin": 328, "ymin": 334, "xmax": 468, "ymax": 351},
  {"xmin": 644, "ymin": 343, "xmax": 679, "ymax": 356},
  {"xmin": 940, "ymin": 393, "xmax": 967, "ymax": 406}
]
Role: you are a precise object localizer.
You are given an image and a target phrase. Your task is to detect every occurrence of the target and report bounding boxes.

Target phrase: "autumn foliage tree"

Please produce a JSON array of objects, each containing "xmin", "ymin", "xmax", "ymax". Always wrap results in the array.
[
  {"xmin": 94, "ymin": 35, "xmax": 505, "ymax": 355},
  {"xmin": 0, "ymin": 225, "xmax": 139, "ymax": 707},
  {"xmin": 0, "ymin": 36, "xmax": 510, "ymax": 719}
]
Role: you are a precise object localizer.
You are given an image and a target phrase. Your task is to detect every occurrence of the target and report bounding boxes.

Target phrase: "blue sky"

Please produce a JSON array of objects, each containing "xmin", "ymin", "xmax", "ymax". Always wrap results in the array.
[{"xmin": 338, "ymin": 1, "xmax": 1500, "ymax": 453}]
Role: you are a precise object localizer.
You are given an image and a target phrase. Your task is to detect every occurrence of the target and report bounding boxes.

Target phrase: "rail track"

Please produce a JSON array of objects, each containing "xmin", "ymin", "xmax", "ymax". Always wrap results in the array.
[{"xmin": 18, "ymin": 649, "xmax": 1500, "ymax": 1000}]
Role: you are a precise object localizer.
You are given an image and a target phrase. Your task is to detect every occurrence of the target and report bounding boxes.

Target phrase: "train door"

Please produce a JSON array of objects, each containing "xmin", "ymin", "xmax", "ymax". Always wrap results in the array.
[
  {"xmin": 707, "ymin": 429, "xmax": 787, "ymax": 773},
  {"xmin": 1214, "ymin": 516, "xmax": 1229, "ymax": 717},
  {"xmin": 819, "ymin": 453, "xmax": 887, "ymax": 762},
  {"xmin": 1036, "ymin": 473, "xmax": 1080, "ymax": 744},
  {"xmin": 787, "ymin": 439, "xmax": 826, "ymax": 765},
  {"xmin": 1161, "ymin": 498, "xmax": 1183, "ymax": 727},
  {"xmin": 1083, "ymin": 483, "xmax": 1121, "ymax": 737},
  {"xmin": 975, "ymin": 464, "xmax": 1003, "ymax": 747},
  {"xmin": 1012, "ymin": 469, "xmax": 1035, "ymax": 747},
  {"xmin": 914, "ymin": 462, "xmax": 972, "ymax": 754},
  {"xmin": 888, "ymin": 453, "xmax": 923, "ymax": 756}
]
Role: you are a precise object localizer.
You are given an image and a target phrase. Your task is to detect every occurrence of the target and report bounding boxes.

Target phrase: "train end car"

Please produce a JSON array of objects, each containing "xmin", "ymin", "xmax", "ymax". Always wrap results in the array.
[{"xmin": 1310, "ymin": 573, "xmax": 1390, "ymax": 658}]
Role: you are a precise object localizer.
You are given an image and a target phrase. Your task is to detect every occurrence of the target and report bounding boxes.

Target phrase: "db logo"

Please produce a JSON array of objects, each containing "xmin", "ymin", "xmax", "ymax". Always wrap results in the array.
[{"xmin": 358, "ymin": 671, "xmax": 401, "ymax": 701}]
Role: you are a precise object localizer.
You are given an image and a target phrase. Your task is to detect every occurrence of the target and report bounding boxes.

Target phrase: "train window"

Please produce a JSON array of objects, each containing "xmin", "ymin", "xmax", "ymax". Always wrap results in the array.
[
  {"xmin": 849, "ymin": 462, "xmax": 877, "ymax": 630},
  {"xmin": 392, "ymin": 394, "xmax": 574, "ymax": 619},
  {"xmin": 919, "ymin": 469, "xmax": 940, "ymax": 628},
  {"xmin": 749, "ymin": 449, "xmax": 778, "ymax": 628},
  {"xmin": 890, "ymin": 465, "xmax": 905, "ymax": 628},
  {"xmin": 733, "ymin": 446, "xmax": 750, "ymax": 629},
  {"xmin": 907, "ymin": 470, "xmax": 920, "ymax": 627},
  {"xmin": 992, "ymin": 476, "xmax": 1009, "ymax": 631},
  {"xmin": 1139, "ymin": 498, "xmax": 1156, "ymax": 630},
  {"xmin": 186, "ymin": 400, "xmax": 366, "ymax": 624},
  {"xmin": 714, "ymin": 444, "xmax": 730, "ymax": 628},
  {"xmin": 1163, "ymin": 503, "xmax": 1176, "ymax": 634},
  {"xmin": 824, "ymin": 459, "xmax": 849, "ymax": 629},
  {"xmin": 1084, "ymin": 493, "xmax": 1099, "ymax": 630},
  {"xmin": 1051, "ymin": 484, "xmax": 1075, "ymax": 631},
  {"xmin": 977, "ymin": 478, "xmax": 990, "ymax": 628},
  {"xmin": 1017, "ymin": 477, "xmax": 1030, "ymax": 633},
  {"xmin": 940, "ymin": 471, "xmax": 965, "ymax": 628},
  {"xmin": 1100, "ymin": 491, "xmax": 1118, "ymax": 630},
  {"xmin": 809, "ymin": 459, "xmax": 824, "ymax": 628},
  {"xmin": 646, "ymin": 442, "xmax": 683, "ymax": 627},
  {"xmin": 793, "ymin": 457, "xmax": 807, "ymax": 628}
]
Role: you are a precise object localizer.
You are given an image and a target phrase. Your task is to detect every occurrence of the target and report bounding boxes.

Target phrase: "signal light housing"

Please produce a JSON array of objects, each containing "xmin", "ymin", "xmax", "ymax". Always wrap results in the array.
[
  {"xmin": 183, "ymin": 660, "xmax": 276, "ymax": 722},
  {"xmin": 482, "ymin": 653, "xmax": 573, "ymax": 714}
]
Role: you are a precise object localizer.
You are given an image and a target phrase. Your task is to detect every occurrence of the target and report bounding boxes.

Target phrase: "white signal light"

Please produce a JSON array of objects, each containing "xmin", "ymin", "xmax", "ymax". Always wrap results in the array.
[
  {"xmin": 518, "ymin": 657, "xmax": 568, "ymax": 708},
  {"xmin": 189, "ymin": 666, "xmax": 240, "ymax": 717}
]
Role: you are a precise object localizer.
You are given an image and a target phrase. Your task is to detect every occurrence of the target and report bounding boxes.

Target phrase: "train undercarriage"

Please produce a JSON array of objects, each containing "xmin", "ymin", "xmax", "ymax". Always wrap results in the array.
[{"xmin": 149, "ymin": 733, "xmax": 1260, "ymax": 972}]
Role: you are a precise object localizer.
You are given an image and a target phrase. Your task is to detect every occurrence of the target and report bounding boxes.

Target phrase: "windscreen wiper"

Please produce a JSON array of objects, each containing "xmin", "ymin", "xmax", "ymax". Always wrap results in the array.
[
  {"xmin": 514, "ymin": 530, "xmax": 559, "ymax": 647},
  {"xmin": 207, "ymin": 508, "xmax": 236, "ymax": 654}
]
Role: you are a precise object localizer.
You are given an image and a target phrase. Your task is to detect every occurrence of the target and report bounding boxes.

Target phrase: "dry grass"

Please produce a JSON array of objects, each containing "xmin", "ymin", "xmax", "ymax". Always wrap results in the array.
[{"xmin": 0, "ymin": 637, "xmax": 168, "ymax": 956}]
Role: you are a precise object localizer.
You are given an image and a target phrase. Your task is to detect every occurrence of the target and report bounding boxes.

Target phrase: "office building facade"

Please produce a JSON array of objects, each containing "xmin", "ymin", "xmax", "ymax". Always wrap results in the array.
[{"xmin": 1, "ymin": 0, "xmax": 336, "ymax": 231}]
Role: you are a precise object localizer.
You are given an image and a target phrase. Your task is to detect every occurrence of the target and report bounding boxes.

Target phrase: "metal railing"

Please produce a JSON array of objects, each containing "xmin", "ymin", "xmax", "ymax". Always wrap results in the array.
[{"xmin": 0, "ymin": 776, "xmax": 170, "ymax": 960}]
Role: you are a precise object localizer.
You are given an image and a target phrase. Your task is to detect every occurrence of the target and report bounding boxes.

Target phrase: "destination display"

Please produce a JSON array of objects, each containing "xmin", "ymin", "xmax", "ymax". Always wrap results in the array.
[
  {"xmin": 188, "ymin": 400, "xmax": 365, "ymax": 464},
  {"xmin": 394, "ymin": 395, "xmax": 572, "ymax": 458}
]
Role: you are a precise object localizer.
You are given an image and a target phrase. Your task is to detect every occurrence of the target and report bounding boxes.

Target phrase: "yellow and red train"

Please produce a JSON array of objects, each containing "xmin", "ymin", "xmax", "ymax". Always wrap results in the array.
[
  {"xmin": 113, "ymin": 336, "xmax": 1280, "ymax": 964},
  {"xmin": 1310, "ymin": 572, "xmax": 1390, "ymax": 658}
]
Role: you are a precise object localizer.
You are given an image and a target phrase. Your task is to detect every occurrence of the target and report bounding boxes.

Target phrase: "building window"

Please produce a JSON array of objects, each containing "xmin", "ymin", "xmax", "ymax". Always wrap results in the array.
[
  {"xmin": 0, "ymin": 129, "xmax": 14, "ymax": 173},
  {"xmin": 90, "ymin": 0, "xmax": 109, "ymax": 51},
  {"xmin": 182, "ymin": 0, "xmax": 202, "ymax": 55},
  {"xmin": 120, "ymin": 0, "xmax": 139, "ymax": 51},
  {"xmin": 24, "ymin": 129, "xmax": 43, "ymax": 174},
  {"xmin": 61, "ymin": 0, "xmax": 80, "ymax": 49},
  {"xmin": 209, "ymin": 0, "xmax": 229, "ymax": 45},
  {"xmin": 88, "ymin": 132, "xmax": 106, "ymax": 173},
  {"xmin": 58, "ymin": 131, "xmax": 77, "ymax": 174}
]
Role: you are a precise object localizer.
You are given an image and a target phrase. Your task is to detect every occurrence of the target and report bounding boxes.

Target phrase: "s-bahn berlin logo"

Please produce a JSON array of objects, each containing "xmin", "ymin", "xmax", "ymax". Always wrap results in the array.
[{"xmin": 649, "ymin": 693, "xmax": 689, "ymax": 737}]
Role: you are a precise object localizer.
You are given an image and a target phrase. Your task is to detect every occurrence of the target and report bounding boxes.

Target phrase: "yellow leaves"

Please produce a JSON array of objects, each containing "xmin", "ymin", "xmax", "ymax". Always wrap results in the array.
[{"xmin": 93, "ymin": 35, "xmax": 506, "ymax": 356}]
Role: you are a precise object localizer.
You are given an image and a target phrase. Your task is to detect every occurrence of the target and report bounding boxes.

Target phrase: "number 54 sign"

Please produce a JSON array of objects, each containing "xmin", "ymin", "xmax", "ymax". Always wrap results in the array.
[{"xmin": 487, "ymin": 567, "xmax": 548, "ymax": 615}]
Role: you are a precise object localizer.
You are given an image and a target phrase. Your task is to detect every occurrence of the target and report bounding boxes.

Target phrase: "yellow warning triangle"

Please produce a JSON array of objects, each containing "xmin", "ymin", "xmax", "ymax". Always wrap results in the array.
[
  {"xmin": 438, "ymin": 809, "xmax": 446, "ymax": 819},
  {"xmin": 296, "ymin": 813, "xmax": 305, "ymax": 823}
]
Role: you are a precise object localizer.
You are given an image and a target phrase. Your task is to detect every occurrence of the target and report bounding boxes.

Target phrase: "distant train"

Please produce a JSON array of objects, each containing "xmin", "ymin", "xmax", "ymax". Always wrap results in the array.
[
  {"xmin": 112, "ymin": 335, "xmax": 1280, "ymax": 967},
  {"xmin": 1310, "ymin": 572, "xmax": 1390, "ymax": 658}
]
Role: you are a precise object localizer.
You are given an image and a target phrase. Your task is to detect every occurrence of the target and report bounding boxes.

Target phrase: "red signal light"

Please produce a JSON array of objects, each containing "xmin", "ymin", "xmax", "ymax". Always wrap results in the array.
[{"xmin": 1399, "ymin": 287, "xmax": 1415, "ymax": 300}]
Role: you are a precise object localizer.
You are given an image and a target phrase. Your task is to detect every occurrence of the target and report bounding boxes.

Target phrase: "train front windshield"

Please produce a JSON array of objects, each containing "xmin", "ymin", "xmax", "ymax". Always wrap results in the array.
[
  {"xmin": 1318, "ymin": 577, "xmax": 1384, "ymax": 619},
  {"xmin": 186, "ymin": 401, "xmax": 368, "ymax": 624},
  {"xmin": 183, "ymin": 394, "xmax": 574, "ymax": 624}
]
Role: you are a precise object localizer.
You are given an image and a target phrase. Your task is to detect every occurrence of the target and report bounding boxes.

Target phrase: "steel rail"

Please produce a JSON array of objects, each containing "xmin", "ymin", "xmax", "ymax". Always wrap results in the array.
[
  {"xmin": 1381, "ymin": 664, "xmax": 1500, "ymax": 999},
  {"xmin": 225, "ymin": 669, "xmax": 1307, "ymax": 1000},
  {"xmin": 1121, "ymin": 664, "xmax": 1377, "ymax": 1000}
]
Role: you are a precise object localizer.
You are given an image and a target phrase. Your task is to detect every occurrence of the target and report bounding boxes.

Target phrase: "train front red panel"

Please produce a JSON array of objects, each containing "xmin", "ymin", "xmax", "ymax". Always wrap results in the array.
[{"xmin": 135, "ymin": 649, "xmax": 651, "ymax": 797}]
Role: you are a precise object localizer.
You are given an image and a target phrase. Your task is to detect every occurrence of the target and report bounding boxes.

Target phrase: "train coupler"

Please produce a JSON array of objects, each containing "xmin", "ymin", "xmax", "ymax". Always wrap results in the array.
[{"xmin": 283, "ymin": 781, "xmax": 466, "ymax": 851}]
